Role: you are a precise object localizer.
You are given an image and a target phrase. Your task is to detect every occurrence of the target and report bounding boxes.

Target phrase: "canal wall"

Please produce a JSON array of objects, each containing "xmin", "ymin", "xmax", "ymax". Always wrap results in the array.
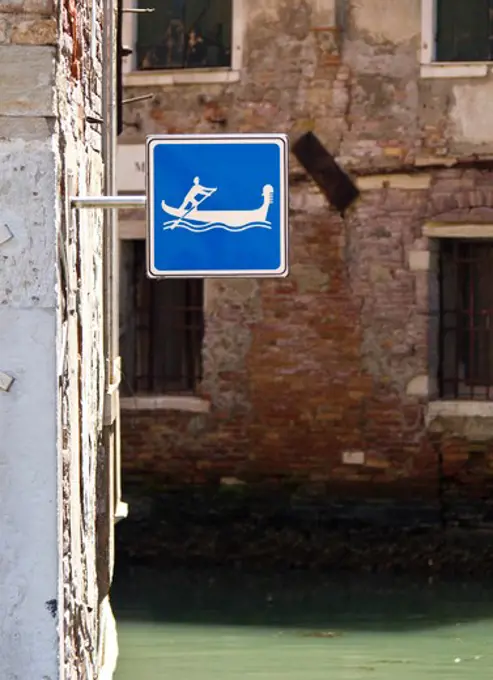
[
  {"xmin": 118, "ymin": 0, "xmax": 493, "ymax": 513},
  {"xmin": 115, "ymin": 482, "xmax": 493, "ymax": 577}
]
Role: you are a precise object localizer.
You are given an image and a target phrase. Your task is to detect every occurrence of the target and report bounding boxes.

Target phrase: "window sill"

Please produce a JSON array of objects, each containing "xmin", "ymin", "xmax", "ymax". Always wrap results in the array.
[
  {"xmin": 423, "ymin": 222, "xmax": 493, "ymax": 239},
  {"xmin": 426, "ymin": 400, "xmax": 493, "ymax": 423},
  {"xmin": 426, "ymin": 400, "xmax": 493, "ymax": 439},
  {"xmin": 420, "ymin": 62, "xmax": 489, "ymax": 79},
  {"xmin": 120, "ymin": 395, "xmax": 211, "ymax": 413},
  {"xmin": 123, "ymin": 67, "xmax": 240, "ymax": 87}
]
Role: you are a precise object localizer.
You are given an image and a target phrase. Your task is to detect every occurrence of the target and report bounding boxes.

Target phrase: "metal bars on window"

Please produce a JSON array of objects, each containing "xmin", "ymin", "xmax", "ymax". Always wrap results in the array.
[
  {"xmin": 438, "ymin": 239, "xmax": 493, "ymax": 401},
  {"xmin": 122, "ymin": 240, "xmax": 204, "ymax": 396}
]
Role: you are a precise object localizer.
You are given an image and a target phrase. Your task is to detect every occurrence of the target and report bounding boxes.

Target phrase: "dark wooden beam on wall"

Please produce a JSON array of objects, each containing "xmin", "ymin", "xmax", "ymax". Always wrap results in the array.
[{"xmin": 292, "ymin": 132, "xmax": 360, "ymax": 215}]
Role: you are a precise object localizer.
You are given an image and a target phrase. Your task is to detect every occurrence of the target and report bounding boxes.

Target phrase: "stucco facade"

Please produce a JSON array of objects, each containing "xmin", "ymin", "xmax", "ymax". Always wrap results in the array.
[
  {"xmin": 117, "ymin": 0, "xmax": 493, "ymax": 529},
  {"xmin": 0, "ymin": 0, "xmax": 117, "ymax": 677}
]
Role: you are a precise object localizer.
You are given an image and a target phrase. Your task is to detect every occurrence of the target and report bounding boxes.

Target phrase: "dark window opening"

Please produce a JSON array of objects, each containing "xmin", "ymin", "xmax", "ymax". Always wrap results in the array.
[
  {"xmin": 438, "ymin": 239, "xmax": 493, "ymax": 400},
  {"xmin": 436, "ymin": 0, "xmax": 493, "ymax": 62},
  {"xmin": 120, "ymin": 240, "xmax": 204, "ymax": 395},
  {"xmin": 136, "ymin": 0, "xmax": 233, "ymax": 71}
]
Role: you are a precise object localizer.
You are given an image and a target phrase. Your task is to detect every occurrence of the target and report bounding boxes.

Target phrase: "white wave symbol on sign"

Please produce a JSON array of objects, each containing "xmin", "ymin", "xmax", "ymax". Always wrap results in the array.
[
  {"xmin": 163, "ymin": 219, "xmax": 272, "ymax": 233},
  {"xmin": 161, "ymin": 180, "xmax": 275, "ymax": 233}
]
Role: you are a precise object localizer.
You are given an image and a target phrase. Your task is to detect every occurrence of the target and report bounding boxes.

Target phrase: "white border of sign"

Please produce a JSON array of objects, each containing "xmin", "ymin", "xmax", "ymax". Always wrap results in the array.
[{"xmin": 145, "ymin": 133, "xmax": 289, "ymax": 279}]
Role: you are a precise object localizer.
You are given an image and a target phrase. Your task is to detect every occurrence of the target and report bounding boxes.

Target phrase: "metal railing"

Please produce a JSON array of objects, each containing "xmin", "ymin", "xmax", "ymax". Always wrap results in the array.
[{"xmin": 438, "ymin": 239, "xmax": 493, "ymax": 400}]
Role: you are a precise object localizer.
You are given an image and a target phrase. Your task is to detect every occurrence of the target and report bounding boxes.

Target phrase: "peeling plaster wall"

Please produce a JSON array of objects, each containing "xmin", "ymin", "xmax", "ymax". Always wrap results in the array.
[
  {"xmin": 120, "ymin": 0, "xmax": 493, "ymax": 167},
  {"xmin": 0, "ymin": 0, "xmax": 109, "ymax": 678},
  {"xmin": 119, "ymin": 0, "xmax": 493, "ymax": 515},
  {"xmin": 449, "ymin": 81, "xmax": 493, "ymax": 147},
  {"xmin": 350, "ymin": 0, "xmax": 421, "ymax": 44},
  {"xmin": 0, "ymin": 9, "xmax": 58, "ymax": 675}
]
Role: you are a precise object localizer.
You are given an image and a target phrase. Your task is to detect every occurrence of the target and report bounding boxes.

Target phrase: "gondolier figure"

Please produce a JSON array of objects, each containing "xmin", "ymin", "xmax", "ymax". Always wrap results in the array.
[
  {"xmin": 180, "ymin": 177, "xmax": 216, "ymax": 213},
  {"xmin": 162, "ymin": 182, "xmax": 274, "ymax": 230}
]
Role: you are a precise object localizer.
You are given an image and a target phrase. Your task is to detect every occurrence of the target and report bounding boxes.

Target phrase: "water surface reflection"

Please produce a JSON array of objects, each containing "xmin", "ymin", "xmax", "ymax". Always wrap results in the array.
[{"xmin": 113, "ymin": 567, "xmax": 493, "ymax": 679}]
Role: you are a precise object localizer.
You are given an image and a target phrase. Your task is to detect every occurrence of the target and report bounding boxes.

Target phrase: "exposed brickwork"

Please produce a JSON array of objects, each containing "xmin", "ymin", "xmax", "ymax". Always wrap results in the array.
[
  {"xmin": 120, "ymin": 0, "xmax": 493, "ymax": 518},
  {"xmin": 122, "ymin": 167, "xmax": 493, "ymax": 510},
  {"xmin": 0, "ymin": 0, "xmax": 112, "ymax": 675}
]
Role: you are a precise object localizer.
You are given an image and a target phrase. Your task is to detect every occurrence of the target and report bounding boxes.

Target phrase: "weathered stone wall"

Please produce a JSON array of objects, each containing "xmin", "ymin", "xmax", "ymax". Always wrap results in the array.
[
  {"xmin": 57, "ymin": 1, "xmax": 111, "ymax": 677},
  {"xmin": 119, "ymin": 0, "xmax": 493, "ymax": 515},
  {"xmin": 0, "ymin": 1, "xmax": 59, "ymax": 676},
  {"xmin": 120, "ymin": 0, "xmax": 493, "ymax": 161},
  {"xmin": 121, "ymin": 171, "xmax": 493, "ymax": 501},
  {"xmin": 0, "ymin": 0, "xmax": 112, "ymax": 677}
]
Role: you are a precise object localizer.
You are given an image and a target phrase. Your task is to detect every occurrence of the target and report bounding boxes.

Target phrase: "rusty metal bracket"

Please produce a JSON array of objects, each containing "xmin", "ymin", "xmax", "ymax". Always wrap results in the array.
[{"xmin": 0, "ymin": 372, "xmax": 15, "ymax": 392}]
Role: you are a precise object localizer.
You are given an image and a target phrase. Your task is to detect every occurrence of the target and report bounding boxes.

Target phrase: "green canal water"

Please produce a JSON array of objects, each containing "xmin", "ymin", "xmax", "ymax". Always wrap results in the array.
[{"xmin": 112, "ymin": 567, "xmax": 493, "ymax": 679}]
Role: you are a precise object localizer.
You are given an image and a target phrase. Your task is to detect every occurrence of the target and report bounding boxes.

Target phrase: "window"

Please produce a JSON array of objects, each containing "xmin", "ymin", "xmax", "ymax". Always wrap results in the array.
[
  {"xmin": 435, "ymin": 0, "xmax": 493, "ymax": 62},
  {"xmin": 421, "ymin": 0, "xmax": 493, "ymax": 77},
  {"xmin": 120, "ymin": 240, "xmax": 204, "ymax": 395},
  {"xmin": 438, "ymin": 239, "xmax": 493, "ymax": 400},
  {"xmin": 136, "ymin": 0, "xmax": 232, "ymax": 71}
]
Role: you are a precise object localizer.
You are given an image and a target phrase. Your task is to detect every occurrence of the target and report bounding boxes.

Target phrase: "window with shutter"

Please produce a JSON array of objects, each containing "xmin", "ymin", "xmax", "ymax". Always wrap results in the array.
[{"xmin": 436, "ymin": 0, "xmax": 492, "ymax": 62}]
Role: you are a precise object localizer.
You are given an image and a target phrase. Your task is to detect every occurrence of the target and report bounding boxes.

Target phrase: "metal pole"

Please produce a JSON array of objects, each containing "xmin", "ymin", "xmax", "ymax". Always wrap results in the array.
[
  {"xmin": 122, "ymin": 94, "xmax": 155, "ymax": 105},
  {"xmin": 70, "ymin": 196, "xmax": 147, "ymax": 209}
]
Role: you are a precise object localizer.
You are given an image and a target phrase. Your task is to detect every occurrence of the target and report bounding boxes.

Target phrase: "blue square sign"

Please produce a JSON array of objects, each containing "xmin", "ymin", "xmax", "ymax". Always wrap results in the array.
[{"xmin": 146, "ymin": 134, "xmax": 289, "ymax": 278}]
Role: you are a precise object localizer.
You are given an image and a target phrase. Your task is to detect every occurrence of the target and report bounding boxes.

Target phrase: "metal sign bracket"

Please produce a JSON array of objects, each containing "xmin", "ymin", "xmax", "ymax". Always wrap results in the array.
[{"xmin": 70, "ymin": 196, "xmax": 146, "ymax": 210}]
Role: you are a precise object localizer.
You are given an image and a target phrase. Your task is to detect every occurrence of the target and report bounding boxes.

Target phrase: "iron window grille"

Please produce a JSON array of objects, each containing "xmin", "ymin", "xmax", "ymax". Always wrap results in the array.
[
  {"xmin": 438, "ymin": 239, "xmax": 493, "ymax": 400},
  {"xmin": 121, "ymin": 240, "xmax": 204, "ymax": 395},
  {"xmin": 136, "ymin": 0, "xmax": 232, "ymax": 71}
]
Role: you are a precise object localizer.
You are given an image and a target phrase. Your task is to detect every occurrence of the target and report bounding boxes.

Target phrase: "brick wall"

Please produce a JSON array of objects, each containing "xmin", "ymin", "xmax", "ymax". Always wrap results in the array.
[
  {"xmin": 119, "ymin": 0, "xmax": 493, "ymax": 518},
  {"xmin": 121, "ymin": 168, "xmax": 493, "ymax": 510}
]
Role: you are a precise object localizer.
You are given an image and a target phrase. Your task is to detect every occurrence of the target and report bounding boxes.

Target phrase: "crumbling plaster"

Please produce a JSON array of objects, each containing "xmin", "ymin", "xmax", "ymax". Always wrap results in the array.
[
  {"xmin": 119, "ymin": 0, "xmax": 493, "ymax": 497},
  {"xmin": 0, "ymin": 131, "xmax": 58, "ymax": 678}
]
